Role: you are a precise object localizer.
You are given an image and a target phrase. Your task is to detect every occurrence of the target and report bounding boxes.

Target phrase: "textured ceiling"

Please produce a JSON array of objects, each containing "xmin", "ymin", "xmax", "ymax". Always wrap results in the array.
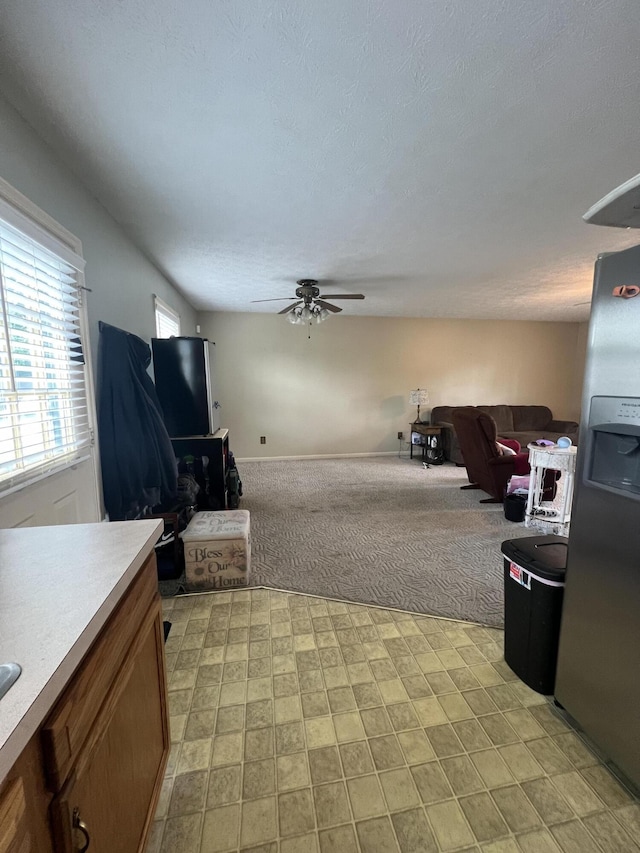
[{"xmin": 1, "ymin": 0, "xmax": 640, "ymax": 321}]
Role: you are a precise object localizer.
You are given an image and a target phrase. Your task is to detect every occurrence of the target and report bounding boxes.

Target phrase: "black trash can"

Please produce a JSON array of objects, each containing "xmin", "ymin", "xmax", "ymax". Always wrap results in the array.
[
  {"xmin": 504, "ymin": 493, "xmax": 526, "ymax": 522},
  {"xmin": 501, "ymin": 535, "xmax": 568, "ymax": 695}
]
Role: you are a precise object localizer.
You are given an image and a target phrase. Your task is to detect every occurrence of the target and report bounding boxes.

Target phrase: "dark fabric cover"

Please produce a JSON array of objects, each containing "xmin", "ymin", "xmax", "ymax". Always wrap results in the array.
[{"xmin": 98, "ymin": 321, "xmax": 177, "ymax": 520}]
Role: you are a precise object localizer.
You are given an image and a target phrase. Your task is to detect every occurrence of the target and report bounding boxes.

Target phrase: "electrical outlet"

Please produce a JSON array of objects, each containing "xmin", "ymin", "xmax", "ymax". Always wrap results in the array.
[
  {"xmin": 397, "ymin": 431, "xmax": 403, "ymax": 440},
  {"xmin": 260, "ymin": 436, "xmax": 266, "ymax": 444}
]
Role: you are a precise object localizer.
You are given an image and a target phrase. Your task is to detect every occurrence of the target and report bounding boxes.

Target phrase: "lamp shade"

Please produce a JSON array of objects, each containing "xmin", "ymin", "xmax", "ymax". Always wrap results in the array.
[
  {"xmin": 409, "ymin": 389, "xmax": 429, "ymax": 407},
  {"xmin": 409, "ymin": 388, "xmax": 429, "ymax": 423}
]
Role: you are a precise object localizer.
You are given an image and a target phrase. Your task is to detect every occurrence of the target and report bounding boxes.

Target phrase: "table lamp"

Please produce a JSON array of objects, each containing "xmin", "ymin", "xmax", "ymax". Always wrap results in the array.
[{"xmin": 409, "ymin": 388, "xmax": 429, "ymax": 423}]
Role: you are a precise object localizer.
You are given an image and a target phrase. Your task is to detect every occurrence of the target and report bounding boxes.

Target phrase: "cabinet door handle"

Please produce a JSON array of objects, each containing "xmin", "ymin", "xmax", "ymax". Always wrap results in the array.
[{"xmin": 73, "ymin": 807, "xmax": 91, "ymax": 851}]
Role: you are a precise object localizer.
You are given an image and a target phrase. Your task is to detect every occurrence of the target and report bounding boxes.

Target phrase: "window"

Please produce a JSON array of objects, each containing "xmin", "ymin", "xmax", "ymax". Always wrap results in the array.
[
  {"xmin": 154, "ymin": 296, "xmax": 180, "ymax": 338},
  {"xmin": 0, "ymin": 205, "xmax": 92, "ymax": 496}
]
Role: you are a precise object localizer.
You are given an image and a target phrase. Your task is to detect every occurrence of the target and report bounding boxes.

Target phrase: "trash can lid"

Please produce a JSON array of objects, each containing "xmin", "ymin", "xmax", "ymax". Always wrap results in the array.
[{"xmin": 501, "ymin": 534, "xmax": 568, "ymax": 582}]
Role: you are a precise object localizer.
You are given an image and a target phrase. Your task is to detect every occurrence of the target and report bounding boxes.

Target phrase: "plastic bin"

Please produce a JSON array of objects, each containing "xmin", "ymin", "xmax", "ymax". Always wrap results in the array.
[
  {"xmin": 504, "ymin": 493, "xmax": 526, "ymax": 522},
  {"xmin": 501, "ymin": 535, "xmax": 568, "ymax": 694}
]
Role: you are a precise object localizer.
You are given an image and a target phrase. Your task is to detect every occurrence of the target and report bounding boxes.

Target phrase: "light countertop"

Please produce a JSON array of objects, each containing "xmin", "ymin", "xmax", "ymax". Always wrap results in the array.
[{"xmin": 0, "ymin": 519, "xmax": 162, "ymax": 784}]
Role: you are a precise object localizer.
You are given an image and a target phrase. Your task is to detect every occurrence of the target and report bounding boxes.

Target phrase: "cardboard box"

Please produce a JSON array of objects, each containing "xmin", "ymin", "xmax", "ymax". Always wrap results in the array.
[{"xmin": 183, "ymin": 510, "xmax": 251, "ymax": 590}]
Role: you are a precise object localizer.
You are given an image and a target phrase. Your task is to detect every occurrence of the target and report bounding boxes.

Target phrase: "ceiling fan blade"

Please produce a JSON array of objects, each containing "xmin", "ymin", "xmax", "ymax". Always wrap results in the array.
[
  {"xmin": 251, "ymin": 297, "xmax": 298, "ymax": 303},
  {"xmin": 315, "ymin": 299, "xmax": 342, "ymax": 313},
  {"xmin": 278, "ymin": 301, "xmax": 303, "ymax": 315},
  {"xmin": 318, "ymin": 294, "xmax": 364, "ymax": 300}
]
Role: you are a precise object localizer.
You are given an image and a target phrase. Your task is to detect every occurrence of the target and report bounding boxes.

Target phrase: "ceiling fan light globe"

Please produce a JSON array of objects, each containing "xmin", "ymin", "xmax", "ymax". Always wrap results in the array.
[{"xmin": 276, "ymin": 280, "xmax": 364, "ymax": 326}]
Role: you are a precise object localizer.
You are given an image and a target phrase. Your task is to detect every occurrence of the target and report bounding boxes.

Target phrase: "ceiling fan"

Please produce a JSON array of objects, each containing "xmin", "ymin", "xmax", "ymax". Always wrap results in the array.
[{"xmin": 251, "ymin": 279, "xmax": 365, "ymax": 320}]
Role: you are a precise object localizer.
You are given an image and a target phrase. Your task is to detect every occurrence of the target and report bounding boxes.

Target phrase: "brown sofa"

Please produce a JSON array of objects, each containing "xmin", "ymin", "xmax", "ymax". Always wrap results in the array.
[{"xmin": 431, "ymin": 404, "xmax": 580, "ymax": 464}]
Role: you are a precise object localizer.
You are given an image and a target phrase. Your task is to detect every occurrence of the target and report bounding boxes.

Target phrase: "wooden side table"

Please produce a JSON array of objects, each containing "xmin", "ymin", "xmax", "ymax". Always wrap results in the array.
[{"xmin": 409, "ymin": 423, "xmax": 443, "ymax": 466}]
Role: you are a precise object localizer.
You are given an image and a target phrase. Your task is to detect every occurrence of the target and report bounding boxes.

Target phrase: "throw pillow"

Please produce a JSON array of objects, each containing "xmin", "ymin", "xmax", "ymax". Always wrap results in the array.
[{"xmin": 496, "ymin": 441, "xmax": 516, "ymax": 456}]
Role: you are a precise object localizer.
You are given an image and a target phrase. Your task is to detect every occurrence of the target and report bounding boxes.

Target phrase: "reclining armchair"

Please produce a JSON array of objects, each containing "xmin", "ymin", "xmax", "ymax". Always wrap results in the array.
[{"xmin": 451, "ymin": 406, "xmax": 554, "ymax": 503}]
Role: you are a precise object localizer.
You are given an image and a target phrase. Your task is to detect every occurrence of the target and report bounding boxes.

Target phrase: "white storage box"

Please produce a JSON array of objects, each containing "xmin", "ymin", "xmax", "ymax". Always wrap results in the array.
[{"xmin": 182, "ymin": 510, "xmax": 251, "ymax": 590}]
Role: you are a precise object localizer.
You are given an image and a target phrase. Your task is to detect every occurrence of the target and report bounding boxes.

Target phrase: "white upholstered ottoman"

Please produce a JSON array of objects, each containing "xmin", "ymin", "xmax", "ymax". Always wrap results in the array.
[{"xmin": 182, "ymin": 510, "xmax": 251, "ymax": 590}]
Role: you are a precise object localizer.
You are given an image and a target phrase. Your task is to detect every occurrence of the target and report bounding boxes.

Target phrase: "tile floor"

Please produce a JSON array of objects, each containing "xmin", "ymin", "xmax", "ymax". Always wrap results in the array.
[{"xmin": 151, "ymin": 588, "xmax": 640, "ymax": 853}]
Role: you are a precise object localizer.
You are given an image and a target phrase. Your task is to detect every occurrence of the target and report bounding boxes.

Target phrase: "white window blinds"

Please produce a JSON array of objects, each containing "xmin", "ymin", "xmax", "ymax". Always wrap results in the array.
[
  {"xmin": 0, "ymin": 216, "xmax": 91, "ymax": 494},
  {"xmin": 155, "ymin": 296, "xmax": 180, "ymax": 338}
]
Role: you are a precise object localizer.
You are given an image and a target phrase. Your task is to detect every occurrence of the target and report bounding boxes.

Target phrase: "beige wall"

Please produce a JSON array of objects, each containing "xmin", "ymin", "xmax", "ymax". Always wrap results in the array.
[
  {"xmin": 199, "ymin": 313, "xmax": 585, "ymax": 459},
  {"xmin": 0, "ymin": 95, "xmax": 197, "ymax": 369}
]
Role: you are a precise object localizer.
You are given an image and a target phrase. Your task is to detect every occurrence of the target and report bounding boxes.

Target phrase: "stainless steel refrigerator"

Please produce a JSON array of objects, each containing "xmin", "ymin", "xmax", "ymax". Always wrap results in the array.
[
  {"xmin": 555, "ymin": 242, "xmax": 640, "ymax": 787},
  {"xmin": 151, "ymin": 336, "xmax": 221, "ymax": 437}
]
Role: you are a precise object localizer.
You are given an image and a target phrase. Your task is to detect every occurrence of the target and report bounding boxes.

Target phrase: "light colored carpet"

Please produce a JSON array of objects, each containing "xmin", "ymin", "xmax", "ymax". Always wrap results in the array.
[{"xmin": 240, "ymin": 457, "xmax": 538, "ymax": 627}]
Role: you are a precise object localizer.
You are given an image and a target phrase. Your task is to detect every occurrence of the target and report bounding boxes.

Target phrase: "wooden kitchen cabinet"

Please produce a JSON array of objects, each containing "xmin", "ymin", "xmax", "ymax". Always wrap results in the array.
[
  {"xmin": 0, "ymin": 531, "xmax": 168, "ymax": 853},
  {"xmin": 1, "ymin": 721, "xmax": 64, "ymax": 853},
  {"xmin": 45, "ymin": 556, "xmax": 169, "ymax": 853},
  {"xmin": 49, "ymin": 602, "xmax": 167, "ymax": 852},
  {"xmin": 0, "ymin": 777, "xmax": 32, "ymax": 853}
]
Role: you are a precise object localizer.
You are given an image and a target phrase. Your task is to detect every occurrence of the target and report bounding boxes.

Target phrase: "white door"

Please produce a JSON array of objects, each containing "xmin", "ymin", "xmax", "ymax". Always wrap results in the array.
[{"xmin": 0, "ymin": 456, "xmax": 100, "ymax": 528}]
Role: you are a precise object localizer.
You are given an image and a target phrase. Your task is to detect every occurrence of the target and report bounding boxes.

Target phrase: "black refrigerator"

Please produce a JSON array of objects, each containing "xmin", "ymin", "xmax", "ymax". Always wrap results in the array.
[
  {"xmin": 151, "ymin": 336, "xmax": 220, "ymax": 437},
  {"xmin": 151, "ymin": 336, "xmax": 228, "ymax": 509},
  {"xmin": 554, "ymin": 241, "xmax": 640, "ymax": 788}
]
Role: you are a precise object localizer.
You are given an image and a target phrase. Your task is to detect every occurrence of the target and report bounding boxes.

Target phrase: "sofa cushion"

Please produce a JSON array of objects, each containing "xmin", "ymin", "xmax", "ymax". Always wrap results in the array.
[
  {"xmin": 511, "ymin": 405, "xmax": 552, "ymax": 431},
  {"xmin": 477, "ymin": 405, "xmax": 513, "ymax": 433}
]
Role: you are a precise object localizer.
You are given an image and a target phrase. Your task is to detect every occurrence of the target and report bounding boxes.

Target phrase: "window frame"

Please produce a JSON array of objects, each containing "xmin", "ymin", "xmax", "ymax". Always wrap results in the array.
[{"xmin": 0, "ymin": 176, "xmax": 98, "ymax": 499}]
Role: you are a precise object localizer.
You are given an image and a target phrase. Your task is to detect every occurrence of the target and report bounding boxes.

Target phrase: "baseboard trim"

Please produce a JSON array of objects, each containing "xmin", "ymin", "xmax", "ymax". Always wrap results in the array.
[{"xmin": 236, "ymin": 451, "xmax": 411, "ymax": 463}]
